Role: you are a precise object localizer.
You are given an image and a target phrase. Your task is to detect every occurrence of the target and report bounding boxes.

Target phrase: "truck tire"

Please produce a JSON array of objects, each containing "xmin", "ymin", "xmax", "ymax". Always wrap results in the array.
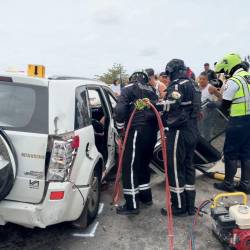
[
  {"xmin": 72, "ymin": 165, "xmax": 101, "ymax": 229},
  {"xmin": 86, "ymin": 167, "xmax": 101, "ymax": 225},
  {"xmin": 0, "ymin": 130, "xmax": 17, "ymax": 201}
]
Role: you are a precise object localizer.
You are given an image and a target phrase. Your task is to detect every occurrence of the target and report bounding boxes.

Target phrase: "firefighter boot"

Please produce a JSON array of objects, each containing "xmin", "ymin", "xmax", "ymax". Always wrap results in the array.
[
  {"xmin": 235, "ymin": 159, "xmax": 250, "ymax": 194},
  {"xmin": 161, "ymin": 207, "xmax": 188, "ymax": 217},
  {"xmin": 186, "ymin": 190, "xmax": 196, "ymax": 216},
  {"xmin": 116, "ymin": 204, "xmax": 140, "ymax": 215},
  {"xmin": 214, "ymin": 159, "xmax": 237, "ymax": 192}
]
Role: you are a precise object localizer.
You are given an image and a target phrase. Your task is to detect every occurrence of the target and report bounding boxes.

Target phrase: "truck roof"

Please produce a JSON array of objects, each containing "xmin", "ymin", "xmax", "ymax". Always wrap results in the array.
[
  {"xmin": 0, "ymin": 73, "xmax": 49, "ymax": 86},
  {"xmin": 0, "ymin": 73, "xmax": 105, "ymax": 88}
]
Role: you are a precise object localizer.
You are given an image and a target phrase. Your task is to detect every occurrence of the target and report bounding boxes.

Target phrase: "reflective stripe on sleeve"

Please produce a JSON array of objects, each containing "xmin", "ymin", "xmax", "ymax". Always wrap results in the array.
[
  {"xmin": 180, "ymin": 101, "xmax": 192, "ymax": 106},
  {"xmin": 116, "ymin": 122, "xmax": 125, "ymax": 129}
]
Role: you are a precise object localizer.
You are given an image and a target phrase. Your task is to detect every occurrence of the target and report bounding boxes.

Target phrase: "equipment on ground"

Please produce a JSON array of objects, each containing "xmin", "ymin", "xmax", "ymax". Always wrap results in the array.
[
  {"xmin": 195, "ymin": 164, "xmax": 240, "ymax": 182},
  {"xmin": 211, "ymin": 192, "xmax": 250, "ymax": 250}
]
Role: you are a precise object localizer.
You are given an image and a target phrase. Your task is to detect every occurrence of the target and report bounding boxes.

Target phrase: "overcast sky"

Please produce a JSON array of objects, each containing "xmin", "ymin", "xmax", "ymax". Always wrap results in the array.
[{"xmin": 0, "ymin": 0, "xmax": 250, "ymax": 77}]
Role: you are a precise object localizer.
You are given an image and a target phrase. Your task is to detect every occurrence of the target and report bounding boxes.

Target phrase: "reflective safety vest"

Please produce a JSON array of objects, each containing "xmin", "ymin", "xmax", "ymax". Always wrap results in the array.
[{"xmin": 230, "ymin": 70, "xmax": 250, "ymax": 117}]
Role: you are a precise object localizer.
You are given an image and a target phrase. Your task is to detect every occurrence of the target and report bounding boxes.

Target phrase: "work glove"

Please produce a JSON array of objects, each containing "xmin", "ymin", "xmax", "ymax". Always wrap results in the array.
[{"xmin": 134, "ymin": 98, "xmax": 150, "ymax": 110}]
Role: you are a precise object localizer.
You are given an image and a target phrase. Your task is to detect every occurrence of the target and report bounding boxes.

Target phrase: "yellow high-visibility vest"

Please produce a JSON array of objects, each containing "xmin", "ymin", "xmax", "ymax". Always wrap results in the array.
[{"xmin": 230, "ymin": 71, "xmax": 250, "ymax": 117}]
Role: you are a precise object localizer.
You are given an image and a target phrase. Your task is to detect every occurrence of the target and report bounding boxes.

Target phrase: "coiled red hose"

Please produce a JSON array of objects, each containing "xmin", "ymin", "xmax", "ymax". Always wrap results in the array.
[{"xmin": 112, "ymin": 104, "xmax": 174, "ymax": 250}]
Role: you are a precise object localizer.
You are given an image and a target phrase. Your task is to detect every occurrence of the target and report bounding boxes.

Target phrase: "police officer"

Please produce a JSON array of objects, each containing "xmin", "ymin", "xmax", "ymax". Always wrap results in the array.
[
  {"xmin": 114, "ymin": 71, "xmax": 158, "ymax": 215},
  {"xmin": 159, "ymin": 59, "xmax": 201, "ymax": 216},
  {"xmin": 214, "ymin": 53, "xmax": 250, "ymax": 194}
]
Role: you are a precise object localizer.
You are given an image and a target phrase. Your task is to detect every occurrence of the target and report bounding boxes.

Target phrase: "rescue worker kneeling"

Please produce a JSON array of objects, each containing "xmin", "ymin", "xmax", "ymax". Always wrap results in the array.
[
  {"xmin": 114, "ymin": 71, "xmax": 158, "ymax": 215},
  {"xmin": 158, "ymin": 59, "xmax": 201, "ymax": 216}
]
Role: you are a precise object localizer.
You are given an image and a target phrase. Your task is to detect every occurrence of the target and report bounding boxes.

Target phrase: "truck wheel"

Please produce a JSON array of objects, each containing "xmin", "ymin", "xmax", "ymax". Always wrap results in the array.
[
  {"xmin": 0, "ymin": 130, "xmax": 17, "ymax": 201},
  {"xmin": 71, "ymin": 166, "xmax": 101, "ymax": 229},
  {"xmin": 87, "ymin": 167, "xmax": 101, "ymax": 225}
]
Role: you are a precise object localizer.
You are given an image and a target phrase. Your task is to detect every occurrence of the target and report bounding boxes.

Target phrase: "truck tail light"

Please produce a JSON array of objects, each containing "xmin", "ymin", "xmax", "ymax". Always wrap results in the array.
[
  {"xmin": 46, "ymin": 136, "xmax": 80, "ymax": 182},
  {"xmin": 50, "ymin": 191, "xmax": 64, "ymax": 200},
  {"xmin": 71, "ymin": 135, "xmax": 80, "ymax": 149}
]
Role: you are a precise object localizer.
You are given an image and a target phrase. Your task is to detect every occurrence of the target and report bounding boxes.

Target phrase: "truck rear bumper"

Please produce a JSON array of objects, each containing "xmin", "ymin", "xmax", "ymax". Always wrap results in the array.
[{"xmin": 0, "ymin": 182, "xmax": 90, "ymax": 228}]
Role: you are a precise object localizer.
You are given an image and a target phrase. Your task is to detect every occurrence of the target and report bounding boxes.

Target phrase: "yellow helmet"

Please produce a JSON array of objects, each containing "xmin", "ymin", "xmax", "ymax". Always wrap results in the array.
[{"xmin": 215, "ymin": 53, "xmax": 242, "ymax": 75}]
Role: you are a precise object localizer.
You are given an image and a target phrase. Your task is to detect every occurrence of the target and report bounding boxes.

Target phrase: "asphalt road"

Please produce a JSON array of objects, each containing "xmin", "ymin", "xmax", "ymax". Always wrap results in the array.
[{"xmin": 0, "ymin": 171, "xmax": 229, "ymax": 250}]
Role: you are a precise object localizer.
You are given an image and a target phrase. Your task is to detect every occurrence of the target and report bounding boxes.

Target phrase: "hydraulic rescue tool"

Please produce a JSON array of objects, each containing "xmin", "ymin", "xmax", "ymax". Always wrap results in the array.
[
  {"xmin": 211, "ymin": 192, "xmax": 250, "ymax": 250},
  {"xmin": 190, "ymin": 192, "xmax": 250, "ymax": 250}
]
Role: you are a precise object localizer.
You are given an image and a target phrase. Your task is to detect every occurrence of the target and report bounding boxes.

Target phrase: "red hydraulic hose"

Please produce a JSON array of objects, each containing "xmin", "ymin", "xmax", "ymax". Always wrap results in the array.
[
  {"xmin": 150, "ymin": 104, "xmax": 174, "ymax": 250},
  {"xmin": 188, "ymin": 200, "xmax": 211, "ymax": 250},
  {"xmin": 113, "ymin": 109, "xmax": 136, "ymax": 204},
  {"xmin": 112, "ymin": 104, "xmax": 174, "ymax": 250}
]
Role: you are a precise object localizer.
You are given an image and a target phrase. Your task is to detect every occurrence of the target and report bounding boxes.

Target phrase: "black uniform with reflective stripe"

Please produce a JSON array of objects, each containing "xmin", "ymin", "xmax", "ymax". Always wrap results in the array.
[
  {"xmin": 114, "ymin": 81, "xmax": 158, "ymax": 210},
  {"xmin": 114, "ymin": 82, "xmax": 158, "ymax": 129},
  {"xmin": 161, "ymin": 76, "xmax": 201, "ymax": 213},
  {"xmin": 162, "ymin": 77, "xmax": 201, "ymax": 128}
]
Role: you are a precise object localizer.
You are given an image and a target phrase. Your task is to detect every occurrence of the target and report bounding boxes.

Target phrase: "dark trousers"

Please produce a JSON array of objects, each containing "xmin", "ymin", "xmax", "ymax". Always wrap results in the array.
[
  {"xmin": 122, "ymin": 125, "xmax": 157, "ymax": 209},
  {"xmin": 167, "ymin": 125, "xmax": 199, "ymax": 210},
  {"xmin": 224, "ymin": 116, "xmax": 250, "ymax": 161},
  {"xmin": 223, "ymin": 116, "xmax": 250, "ymax": 188}
]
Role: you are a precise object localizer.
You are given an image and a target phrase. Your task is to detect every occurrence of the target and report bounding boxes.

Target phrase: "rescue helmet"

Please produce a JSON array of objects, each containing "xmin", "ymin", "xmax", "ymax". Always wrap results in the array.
[
  {"xmin": 165, "ymin": 59, "xmax": 187, "ymax": 76},
  {"xmin": 145, "ymin": 68, "xmax": 155, "ymax": 78},
  {"xmin": 215, "ymin": 53, "xmax": 242, "ymax": 75},
  {"xmin": 129, "ymin": 70, "xmax": 149, "ymax": 85}
]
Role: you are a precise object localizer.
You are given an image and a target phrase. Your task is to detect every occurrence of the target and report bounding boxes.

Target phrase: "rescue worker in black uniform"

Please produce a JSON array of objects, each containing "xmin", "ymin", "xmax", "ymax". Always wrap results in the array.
[
  {"xmin": 114, "ymin": 71, "xmax": 158, "ymax": 215},
  {"xmin": 159, "ymin": 59, "xmax": 201, "ymax": 216}
]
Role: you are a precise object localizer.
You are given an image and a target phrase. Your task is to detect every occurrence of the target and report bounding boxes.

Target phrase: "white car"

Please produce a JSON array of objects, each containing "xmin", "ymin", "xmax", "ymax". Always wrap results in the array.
[{"xmin": 0, "ymin": 73, "xmax": 117, "ymax": 228}]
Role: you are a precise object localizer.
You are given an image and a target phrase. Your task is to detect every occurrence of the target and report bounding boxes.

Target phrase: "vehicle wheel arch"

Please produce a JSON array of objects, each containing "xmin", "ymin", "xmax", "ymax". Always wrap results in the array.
[
  {"xmin": 72, "ymin": 156, "xmax": 103, "ymax": 229},
  {"xmin": 87, "ymin": 154, "xmax": 104, "ymax": 184}
]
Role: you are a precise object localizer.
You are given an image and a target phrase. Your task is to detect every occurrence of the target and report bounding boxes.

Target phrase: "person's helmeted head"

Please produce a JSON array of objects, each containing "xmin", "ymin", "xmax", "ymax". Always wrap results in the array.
[
  {"xmin": 198, "ymin": 72, "xmax": 209, "ymax": 89},
  {"xmin": 165, "ymin": 59, "xmax": 187, "ymax": 81},
  {"xmin": 145, "ymin": 68, "xmax": 156, "ymax": 86},
  {"xmin": 129, "ymin": 70, "xmax": 149, "ymax": 85},
  {"xmin": 204, "ymin": 63, "xmax": 210, "ymax": 72},
  {"xmin": 215, "ymin": 53, "xmax": 242, "ymax": 76},
  {"xmin": 159, "ymin": 72, "xmax": 170, "ymax": 86},
  {"xmin": 145, "ymin": 68, "xmax": 154, "ymax": 77}
]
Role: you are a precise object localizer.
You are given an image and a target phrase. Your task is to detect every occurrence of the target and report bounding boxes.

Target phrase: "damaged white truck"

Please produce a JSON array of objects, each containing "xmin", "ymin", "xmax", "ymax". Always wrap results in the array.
[{"xmin": 0, "ymin": 72, "xmax": 118, "ymax": 228}]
